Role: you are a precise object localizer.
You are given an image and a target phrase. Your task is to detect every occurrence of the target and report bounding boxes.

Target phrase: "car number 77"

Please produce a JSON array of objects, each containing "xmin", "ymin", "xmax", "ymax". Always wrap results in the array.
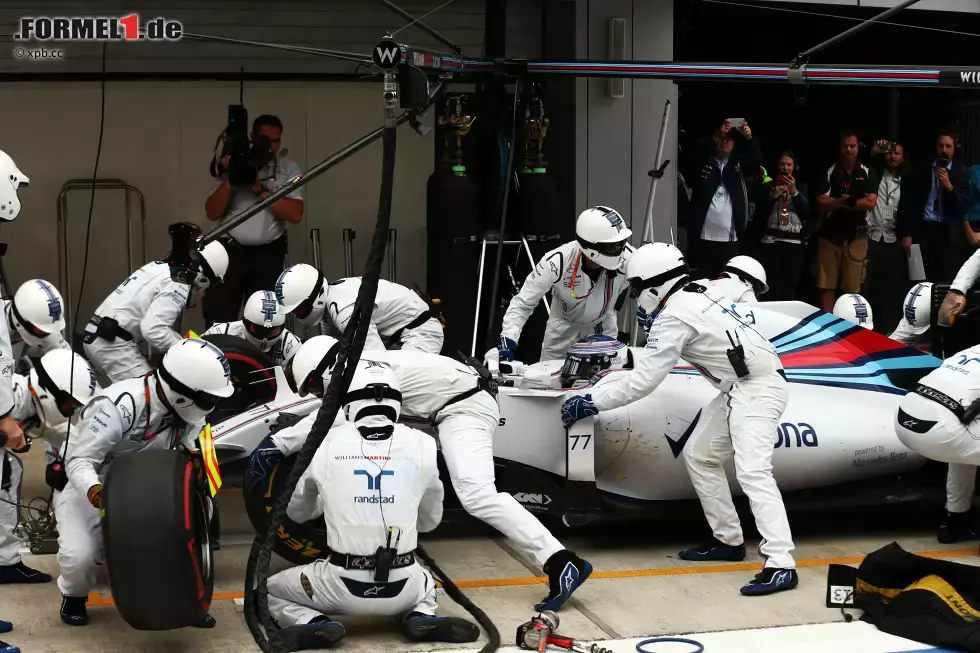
[{"xmin": 569, "ymin": 433, "xmax": 592, "ymax": 450}]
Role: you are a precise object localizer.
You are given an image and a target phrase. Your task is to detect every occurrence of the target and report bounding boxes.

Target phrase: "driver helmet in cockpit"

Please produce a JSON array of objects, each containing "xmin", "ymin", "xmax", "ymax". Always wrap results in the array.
[{"xmin": 560, "ymin": 334, "xmax": 631, "ymax": 389}]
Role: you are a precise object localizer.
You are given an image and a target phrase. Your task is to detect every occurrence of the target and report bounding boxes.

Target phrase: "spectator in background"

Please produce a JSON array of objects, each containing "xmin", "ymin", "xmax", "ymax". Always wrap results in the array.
[
  {"xmin": 687, "ymin": 120, "xmax": 761, "ymax": 279},
  {"xmin": 902, "ymin": 130, "xmax": 969, "ymax": 283},
  {"xmin": 863, "ymin": 139, "xmax": 911, "ymax": 334},
  {"xmin": 203, "ymin": 114, "xmax": 304, "ymax": 327},
  {"xmin": 753, "ymin": 151, "xmax": 811, "ymax": 300},
  {"xmin": 814, "ymin": 131, "xmax": 879, "ymax": 314}
]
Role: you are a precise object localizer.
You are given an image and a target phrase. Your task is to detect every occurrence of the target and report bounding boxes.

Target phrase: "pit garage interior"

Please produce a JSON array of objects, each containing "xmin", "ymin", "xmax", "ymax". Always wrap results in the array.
[{"xmin": 2, "ymin": 1, "xmax": 980, "ymax": 652}]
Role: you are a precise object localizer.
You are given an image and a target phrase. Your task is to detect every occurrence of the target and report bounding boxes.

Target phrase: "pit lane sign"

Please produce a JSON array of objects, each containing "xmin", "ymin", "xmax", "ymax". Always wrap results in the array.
[{"xmin": 373, "ymin": 39, "xmax": 401, "ymax": 70}]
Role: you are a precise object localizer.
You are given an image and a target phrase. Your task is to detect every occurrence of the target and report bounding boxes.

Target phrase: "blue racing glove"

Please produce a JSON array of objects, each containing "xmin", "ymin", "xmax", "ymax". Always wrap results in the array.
[
  {"xmin": 561, "ymin": 394, "xmax": 598, "ymax": 428},
  {"xmin": 498, "ymin": 337, "xmax": 518, "ymax": 362}
]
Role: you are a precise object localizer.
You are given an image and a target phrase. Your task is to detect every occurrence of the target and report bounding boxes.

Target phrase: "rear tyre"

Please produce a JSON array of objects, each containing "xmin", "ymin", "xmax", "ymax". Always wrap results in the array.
[{"xmin": 102, "ymin": 450, "xmax": 214, "ymax": 630}]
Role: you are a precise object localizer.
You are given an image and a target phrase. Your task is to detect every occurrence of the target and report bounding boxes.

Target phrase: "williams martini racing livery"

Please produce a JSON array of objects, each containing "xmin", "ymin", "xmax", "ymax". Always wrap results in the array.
[{"xmin": 217, "ymin": 300, "xmax": 941, "ymax": 542}]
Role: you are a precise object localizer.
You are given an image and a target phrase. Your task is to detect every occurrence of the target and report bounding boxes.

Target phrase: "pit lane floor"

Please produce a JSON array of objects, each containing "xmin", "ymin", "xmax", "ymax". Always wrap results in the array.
[{"xmin": 2, "ymin": 450, "xmax": 977, "ymax": 653}]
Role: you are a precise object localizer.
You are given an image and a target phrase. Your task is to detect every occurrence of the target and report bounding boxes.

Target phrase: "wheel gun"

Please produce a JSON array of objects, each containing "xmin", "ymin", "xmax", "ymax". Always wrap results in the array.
[{"xmin": 517, "ymin": 611, "xmax": 613, "ymax": 653}]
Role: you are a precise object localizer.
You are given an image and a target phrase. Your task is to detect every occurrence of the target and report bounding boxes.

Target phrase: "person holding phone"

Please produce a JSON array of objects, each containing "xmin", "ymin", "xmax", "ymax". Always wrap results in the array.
[{"xmin": 753, "ymin": 150, "xmax": 811, "ymax": 300}]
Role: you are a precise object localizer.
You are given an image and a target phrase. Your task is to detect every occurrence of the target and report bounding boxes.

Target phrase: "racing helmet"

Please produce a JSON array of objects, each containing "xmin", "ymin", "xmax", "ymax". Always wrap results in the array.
[
  {"xmin": 626, "ymin": 242, "xmax": 690, "ymax": 317},
  {"xmin": 902, "ymin": 282, "xmax": 933, "ymax": 335},
  {"xmin": 156, "ymin": 338, "xmax": 234, "ymax": 424},
  {"xmin": 576, "ymin": 206, "xmax": 632, "ymax": 270},
  {"xmin": 721, "ymin": 255, "xmax": 769, "ymax": 296},
  {"xmin": 833, "ymin": 293, "xmax": 874, "ymax": 330},
  {"xmin": 242, "ymin": 290, "xmax": 285, "ymax": 351},
  {"xmin": 285, "ymin": 334, "xmax": 340, "ymax": 398},
  {"xmin": 193, "ymin": 241, "xmax": 230, "ymax": 290},
  {"xmin": 10, "ymin": 279, "xmax": 66, "ymax": 348},
  {"xmin": 560, "ymin": 335, "xmax": 630, "ymax": 389},
  {"xmin": 28, "ymin": 349, "xmax": 98, "ymax": 428},
  {"xmin": 275, "ymin": 263, "xmax": 327, "ymax": 325},
  {"xmin": 342, "ymin": 358, "xmax": 402, "ymax": 435},
  {"xmin": 0, "ymin": 150, "xmax": 28, "ymax": 221}
]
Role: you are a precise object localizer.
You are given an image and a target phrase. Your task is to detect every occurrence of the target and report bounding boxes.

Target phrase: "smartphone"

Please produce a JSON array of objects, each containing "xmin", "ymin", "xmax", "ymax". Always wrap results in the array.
[
  {"xmin": 727, "ymin": 118, "xmax": 745, "ymax": 129},
  {"xmin": 884, "ymin": 141, "xmax": 897, "ymax": 152}
]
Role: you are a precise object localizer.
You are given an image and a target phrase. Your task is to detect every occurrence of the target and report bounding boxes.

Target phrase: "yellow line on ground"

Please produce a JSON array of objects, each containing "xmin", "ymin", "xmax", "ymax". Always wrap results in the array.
[{"xmin": 83, "ymin": 547, "xmax": 978, "ymax": 607}]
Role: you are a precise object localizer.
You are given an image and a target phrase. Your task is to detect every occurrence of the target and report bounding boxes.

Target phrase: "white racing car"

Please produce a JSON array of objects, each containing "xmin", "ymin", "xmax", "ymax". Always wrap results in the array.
[{"xmin": 198, "ymin": 301, "xmax": 943, "ymax": 565}]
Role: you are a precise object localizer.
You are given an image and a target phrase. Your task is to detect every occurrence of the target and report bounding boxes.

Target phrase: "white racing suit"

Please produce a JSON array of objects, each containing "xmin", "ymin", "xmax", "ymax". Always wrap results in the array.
[
  {"xmin": 82, "ymin": 261, "xmax": 192, "ymax": 382},
  {"xmin": 0, "ymin": 309, "xmax": 20, "ymax": 567},
  {"xmin": 501, "ymin": 241, "xmax": 632, "ymax": 362},
  {"xmin": 952, "ymin": 247, "xmax": 980, "ymax": 295},
  {"xmin": 890, "ymin": 319, "xmax": 928, "ymax": 348},
  {"xmin": 275, "ymin": 351, "xmax": 565, "ymax": 567},
  {"xmin": 268, "ymin": 421, "xmax": 442, "ymax": 624},
  {"xmin": 55, "ymin": 374, "xmax": 201, "ymax": 598},
  {"xmin": 708, "ymin": 276, "xmax": 757, "ymax": 303},
  {"xmin": 589, "ymin": 281, "xmax": 796, "ymax": 569},
  {"xmin": 894, "ymin": 345, "xmax": 980, "ymax": 514},
  {"xmin": 202, "ymin": 320, "xmax": 301, "ymax": 368},
  {"xmin": 323, "ymin": 278, "xmax": 443, "ymax": 354}
]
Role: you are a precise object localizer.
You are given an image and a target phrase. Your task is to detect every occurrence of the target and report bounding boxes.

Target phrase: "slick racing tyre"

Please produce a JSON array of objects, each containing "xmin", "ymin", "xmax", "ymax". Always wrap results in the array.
[
  {"xmin": 202, "ymin": 334, "xmax": 278, "ymax": 423},
  {"xmin": 243, "ymin": 435, "xmax": 328, "ymax": 566},
  {"xmin": 102, "ymin": 449, "xmax": 214, "ymax": 630}
]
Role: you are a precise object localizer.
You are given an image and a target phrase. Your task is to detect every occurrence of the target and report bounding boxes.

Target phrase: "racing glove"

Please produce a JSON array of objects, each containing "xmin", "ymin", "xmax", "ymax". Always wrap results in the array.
[
  {"xmin": 938, "ymin": 290, "xmax": 968, "ymax": 327},
  {"xmin": 246, "ymin": 439, "xmax": 284, "ymax": 495},
  {"xmin": 498, "ymin": 337, "xmax": 517, "ymax": 362},
  {"xmin": 561, "ymin": 394, "xmax": 598, "ymax": 428},
  {"xmin": 87, "ymin": 484, "xmax": 105, "ymax": 518}
]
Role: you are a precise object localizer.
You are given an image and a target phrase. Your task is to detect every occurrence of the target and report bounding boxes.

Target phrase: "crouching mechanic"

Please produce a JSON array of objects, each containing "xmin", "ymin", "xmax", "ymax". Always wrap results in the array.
[
  {"xmin": 275, "ymin": 264, "xmax": 444, "ymax": 353},
  {"xmin": 894, "ymin": 345, "xmax": 980, "ymax": 544},
  {"xmin": 6, "ymin": 279, "xmax": 72, "ymax": 370},
  {"xmin": 711, "ymin": 256, "xmax": 769, "ymax": 303},
  {"xmin": 83, "ymin": 240, "xmax": 229, "ymax": 382},
  {"xmin": 561, "ymin": 243, "xmax": 798, "ymax": 596},
  {"xmin": 492, "ymin": 206, "xmax": 634, "ymax": 364},
  {"xmin": 203, "ymin": 290, "xmax": 300, "ymax": 367},
  {"xmin": 55, "ymin": 338, "xmax": 233, "ymax": 626},
  {"xmin": 280, "ymin": 336, "xmax": 592, "ymax": 611},
  {"xmin": 265, "ymin": 359, "xmax": 479, "ymax": 650}
]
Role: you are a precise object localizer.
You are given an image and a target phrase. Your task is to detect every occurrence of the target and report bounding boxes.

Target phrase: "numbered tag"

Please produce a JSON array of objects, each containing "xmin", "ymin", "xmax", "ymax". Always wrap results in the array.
[
  {"xmin": 826, "ymin": 564, "xmax": 858, "ymax": 608},
  {"xmin": 566, "ymin": 416, "xmax": 596, "ymax": 482}
]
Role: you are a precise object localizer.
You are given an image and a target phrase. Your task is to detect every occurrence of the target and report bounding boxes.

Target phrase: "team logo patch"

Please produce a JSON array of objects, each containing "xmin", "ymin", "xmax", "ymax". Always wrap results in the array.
[
  {"xmin": 274, "ymin": 268, "xmax": 292, "ymax": 306},
  {"xmin": 852, "ymin": 297, "xmax": 869, "ymax": 323},
  {"xmin": 603, "ymin": 208, "xmax": 625, "ymax": 232},
  {"xmin": 361, "ymin": 360, "xmax": 391, "ymax": 370},
  {"xmin": 197, "ymin": 340, "xmax": 231, "ymax": 379},
  {"xmin": 904, "ymin": 284, "xmax": 924, "ymax": 325},
  {"xmin": 261, "ymin": 291, "xmax": 278, "ymax": 325},
  {"xmin": 36, "ymin": 280, "xmax": 62, "ymax": 322}
]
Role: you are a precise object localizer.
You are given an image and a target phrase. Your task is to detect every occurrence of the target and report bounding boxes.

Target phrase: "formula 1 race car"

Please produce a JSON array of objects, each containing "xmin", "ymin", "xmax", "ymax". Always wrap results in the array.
[{"xmin": 214, "ymin": 301, "xmax": 944, "ymax": 565}]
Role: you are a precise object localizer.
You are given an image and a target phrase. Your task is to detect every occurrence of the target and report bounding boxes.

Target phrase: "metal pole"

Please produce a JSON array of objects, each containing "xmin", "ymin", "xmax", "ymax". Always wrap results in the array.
[
  {"xmin": 181, "ymin": 32, "xmax": 370, "ymax": 64},
  {"xmin": 310, "ymin": 228, "xmax": 323, "ymax": 271},
  {"xmin": 387, "ymin": 228, "xmax": 397, "ymax": 281},
  {"xmin": 641, "ymin": 99, "xmax": 671, "ymax": 244},
  {"xmin": 791, "ymin": 0, "xmax": 923, "ymax": 65},
  {"xmin": 471, "ymin": 238, "xmax": 488, "ymax": 357},
  {"xmin": 343, "ymin": 229, "xmax": 355, "ymax": 277}
]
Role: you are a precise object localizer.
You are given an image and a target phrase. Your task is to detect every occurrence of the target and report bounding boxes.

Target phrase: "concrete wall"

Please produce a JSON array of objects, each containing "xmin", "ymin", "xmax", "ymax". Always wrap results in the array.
[{"xmin": 574, "ymin": 0, "xmax": 678, "ymax": 245}]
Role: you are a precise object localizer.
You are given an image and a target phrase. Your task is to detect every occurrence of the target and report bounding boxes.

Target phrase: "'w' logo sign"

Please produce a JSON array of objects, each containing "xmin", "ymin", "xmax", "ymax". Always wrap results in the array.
[
  {"xmin": 373, "ymin": 39, "xmax": 401, "ymax": 69},
  {"xmin": 376, "ymin": 46, "xmax": 398, "ymax": 64}
]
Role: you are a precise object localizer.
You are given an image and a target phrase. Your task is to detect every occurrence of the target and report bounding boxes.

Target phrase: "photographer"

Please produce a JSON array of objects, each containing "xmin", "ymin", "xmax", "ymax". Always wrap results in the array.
[
  {"xmin": 753, "ymin": 150, "xmax": 812, "ymax": 300},
  {"xmin": 814, "ymin": 131, "xmax": 879, "ymax": 314},
  {"xmin": 203, "ymin": 114, "xmax": 304, "ymax": 327}
]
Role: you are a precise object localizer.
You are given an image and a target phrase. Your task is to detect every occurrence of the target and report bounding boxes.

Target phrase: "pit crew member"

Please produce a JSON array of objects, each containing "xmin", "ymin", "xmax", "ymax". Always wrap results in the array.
[{"xmin": 203, "ymin": 290, "xmax": 300, "ymax": 367}]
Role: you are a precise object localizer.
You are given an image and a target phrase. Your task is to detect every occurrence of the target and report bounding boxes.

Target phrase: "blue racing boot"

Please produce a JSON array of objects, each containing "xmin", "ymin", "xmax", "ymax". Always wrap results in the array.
[
  {"xmin": 402, "ymin": 611, "xmax": 480, "ymax": 643},
  {"xmin": 534, "ymin": 550, "xmax": 592, "ymax": 612},
  {"xmin": 0, "ymin": 640, "xmax": 19, "ymax": 653},
  {"xmin": 678, "ymin": 537, "xmax": 747, "ymax": 562},
  {"xmin": 740, "ymin": 568, "xmax": 799, "ymax": 596},
  {"xmin": 278, "ymin": 615, "xmax": 346, "ymax": 651},
  {"xmin": 938, "ymin": 510, "xmax": 979, "ymax": 544},
  {"xmin": 59, "ymin": 595, "xmax": 88, "ymax": 626},
  {"xmin": 0, "ymin": 562, "xmax": 52, "ymax": 584},
  {"xmin": 0, "ymin": 621, "xmax": 10, "ymax": 634}
]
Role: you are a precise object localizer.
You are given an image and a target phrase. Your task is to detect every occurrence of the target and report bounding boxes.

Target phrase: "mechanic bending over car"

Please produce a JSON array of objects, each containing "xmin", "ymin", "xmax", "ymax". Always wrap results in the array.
[
  {"xmin": 275, "ymin": 264, "xmax": 444, "ymax": 354},
  {"xmin": 0, "ymin": 349, "xmax": 99, "ymax": 586},
  {"xmin": 203, "ymin": 289, "xmax": 300, "ymax": 367},
  {"xmin": 265, "ymin": 359, "xmax": 480, "ymax": 650},
  {"xmin": 279, "ymin": 336, "xmax": 592, "ymax": 611},
  {"xmin": 5, "ymin": 279, "xmax": 72, "ymax": 370},
  {"xmin": 55, "ymin": 338, "xmax": 233, "ymax": 627},
  {"xmin": 711, "ymin": 255, "xmax": 769, "ymax": 303},
  {"xmin": 890, "ymin": 282, "xmax": 933, "ymax": 349},
  {"xmin": 489, "ymin": 206, "xmax": 634, "ymax": 365},
  {"xmin": 895, "ymin": 344, "xmax": 980, "ymax": 544},
  {"xmin": 82, "ymin": 240, "xmax": 230, "ymax": 383},
  {"xmin": 561, "ymin": 242, "xmax": 798, "ymax": 596}
]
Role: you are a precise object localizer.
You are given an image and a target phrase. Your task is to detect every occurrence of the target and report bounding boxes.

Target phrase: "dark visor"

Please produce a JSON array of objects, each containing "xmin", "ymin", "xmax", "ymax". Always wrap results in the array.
[
  {"xmin": 245, "ymin": 320, "xmax": 283, "ymax": 341},
  {"xmin": 293, "ymin": 274, "xmax": 324, "ymax": 320},
  {"xmin": 577, "ymin": 237, "xmax": 627, "ymax": 257},
  {"xmin": 158, "ymin": 365, "xmax": 221, "ymax": 412},
  {"xmin": 559, "ymin": 357, "xmax": 609, "ymax": 389},
  {"xmin": 12, "ymin": 302, "xmax": 50, "ymax": 338},
  {"xmin": 627, "ymin": 263, "xmax": 690, "ymax": 299},
  {"xmin": 30, "ymin": 356, "xmax": 82, "ymax": 418}
]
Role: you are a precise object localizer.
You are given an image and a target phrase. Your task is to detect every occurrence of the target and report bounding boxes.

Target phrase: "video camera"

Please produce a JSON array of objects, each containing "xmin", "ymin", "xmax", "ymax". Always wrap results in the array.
[{"xmin": 210, "ymin": 105, "xmax": 275, "ymax": 187}]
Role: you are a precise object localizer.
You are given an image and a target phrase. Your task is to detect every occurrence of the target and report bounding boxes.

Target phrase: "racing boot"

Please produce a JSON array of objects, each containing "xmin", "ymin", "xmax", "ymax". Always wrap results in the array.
[
  {"xmin": 278, "ymin": 615, "xmax": 346, "ymax": 650},
  {"xmin": 59, "ymin": 595, "xmax": 88, "ymax": 626},
  {"xmin": 535, "ymin": 550, "xmax": 593, "ymax": 612},
  {"xmin": 191, "ymin": 613, "xmax": 217, "ymax": 629},
  {"xmin": 402, "ymin": 611, "xmax": 480, "ymax": 643},
  {"xmin": 0, "ymin": 561, "xmax": 52, "ymax": 584},
  {"xmin": 740, "ymin": 568, "xmax": 799, "ymax": 596},
  {"xmin": 0, "ymin": 621, "xmax": 9, "ymax": 634},
  {"xmin": 0, "ymin": 640, "xmax": 18, "ymax": 653},
  {"xmin": 938, "ymin": 510, "xmax": 979, "ymax": 544},
  {"xmin": 678, "ymin": 537, "xmax": 746, "ymax": 562}
]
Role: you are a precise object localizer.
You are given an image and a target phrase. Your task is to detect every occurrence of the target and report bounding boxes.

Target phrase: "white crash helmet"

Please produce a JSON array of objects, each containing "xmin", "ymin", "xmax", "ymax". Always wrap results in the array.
[
  {"xmin": 626, "ymin": 242, "xmax": 690, "ymax": 317},
  {"xmin": 343, "ymin": 358, "xmax": 402, "ymax": 435},
  {"xmin": 242, "ymin": 290, "xmax": 286, "ymax": 351},
  {"xmin": 833, "ymin": 293, "xmax": 874, "ymax": 330},
  {"xmin": 28, "ymin": 349, "xmax": 98, "ymax": 428},
  {"xmin": 576, "ymin": 206, "xmax": 633, "ymax": 270},
  {"xmin": 901, "ymin": 282, "xmax": 933, "ymax": 335},
  {"xmin": 560, "ymin": 335, "xmax": 630, "ymax": 389},
  {"xmin": 721, "ymin": 255, "xmax": 769, "ymax": 296},
  {"xmin": 0, "ymin": 150, "xmax": 28, "ymax": 221},
  {"xmin": 285, "ymin": 334, "xmax": 340, "ymax": 397},
  {"xmin": 194, "ymin": 241, "xmax": 230, "ymax": 290},
  {"xmin": 275, "ymin": 263, "xmax": 327, "ymax": 325},
  {"xmin": 156, "ymin": 338, "xmax": 234, "ymax": 424},
  {"xmin": 9, "ymin": 279, "xmax": 66, "ymax": 348}
]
